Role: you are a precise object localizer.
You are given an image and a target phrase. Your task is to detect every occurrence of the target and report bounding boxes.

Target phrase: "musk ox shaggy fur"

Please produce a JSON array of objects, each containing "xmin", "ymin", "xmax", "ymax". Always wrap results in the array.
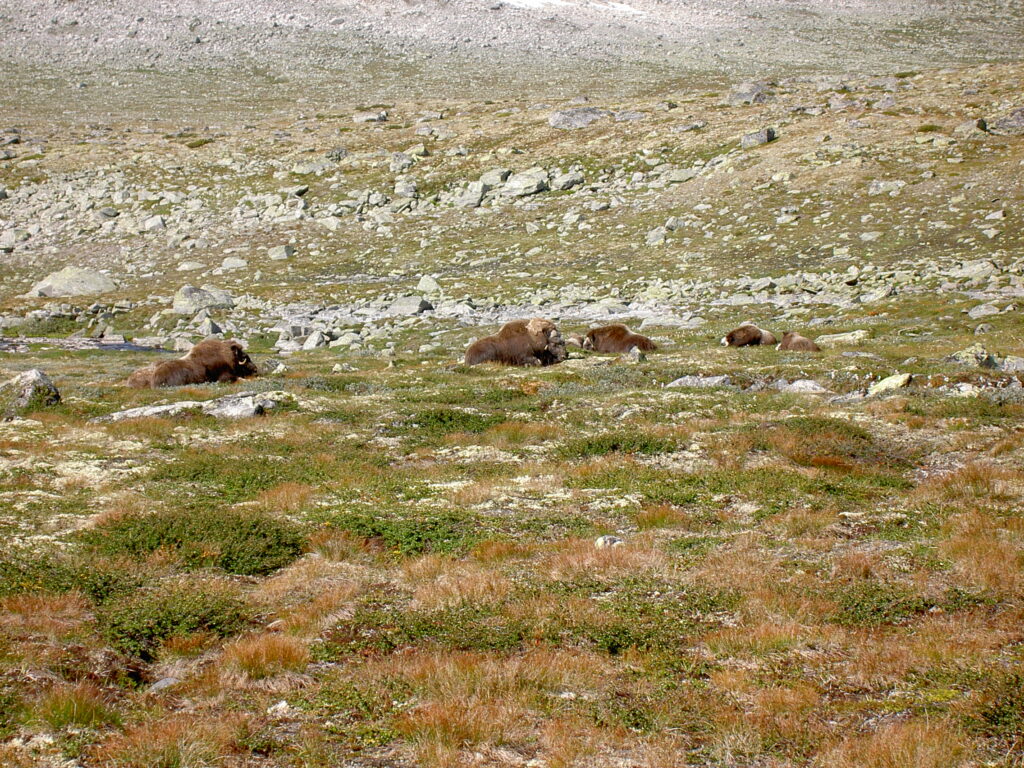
[
  {"xmin": 582, "ymin": 324, "xmax": 657, "ymax": 354},
  {"xmin": 777, "ymin": 331, "xmax": 821, "ymax": 352},
  {"xmin": 721, "ymin": 323, "xmax": 778, "ymax": 347},
  {"xmin": 127, "ymin": 339, "xmax": 259, "ymax": 388},
  {"xmin": 464, "ymin": 318, "xmax": 567, "ymax": 367}
]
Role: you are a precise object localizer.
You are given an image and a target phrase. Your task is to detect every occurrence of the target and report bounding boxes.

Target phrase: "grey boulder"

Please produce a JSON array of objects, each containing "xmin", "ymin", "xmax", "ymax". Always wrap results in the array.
[
  {"xmin": 548, "ymin": 107, "xmax": 610, "ymax": 130},
  {"xmin": 1, "ymin": 369, "xmax": 60, "ymax": 418},
  {"xmin": 25, "ymin": 267, "xmax": 116, "ymax": 298},
  {"xmin": 387, "ymin": 295, "xmax": 433, "ymax": 315},
  {"xmin": 173, "ymin": 285, "xmax": 234, "ymax": 314}
]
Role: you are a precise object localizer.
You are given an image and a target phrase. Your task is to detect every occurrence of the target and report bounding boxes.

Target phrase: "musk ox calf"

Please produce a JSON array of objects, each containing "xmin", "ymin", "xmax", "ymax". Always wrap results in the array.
[
  {"xmin": 464, "ymin": 318, "xmax": 567, "ymax": 367},
  {"xmin": 721, "ymin": 323, "xmax": 778, "ymax": 347},
  {"xmin": 127, "ymin": 339, "xmax": 259, "ymax": 388},
  {"xmin": 582, "ymin": 324, "xmax": 657, "ymax": 354},
  {"xmin": 777, "ymin": 331, "xmax": 821, "ymax": 352}
]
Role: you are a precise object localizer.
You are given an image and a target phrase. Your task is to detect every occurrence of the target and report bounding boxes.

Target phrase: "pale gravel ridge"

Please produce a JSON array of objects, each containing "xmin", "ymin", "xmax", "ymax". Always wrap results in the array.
[{"xmin": 1, "ymin": 0, "xmax": 1023, "ymax": 105}]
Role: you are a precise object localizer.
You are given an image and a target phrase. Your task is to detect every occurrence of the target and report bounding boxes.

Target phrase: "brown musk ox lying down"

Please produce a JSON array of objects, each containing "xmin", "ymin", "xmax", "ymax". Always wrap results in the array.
[
  {"xmin": 777, "ymin": 331, "xmax": 821, "ymax": 352},
  {"xmin": 721, "ymin": 323, "xmax": 778, "ymax": 347},
  {"xmin": 582, "ymin": 324, "xmax": 657, "ymax": 353},
  {"xmin": 127, "ymin": 339, "xmax": 259, "ymax": 388},
  {"xmin": 464, "ymin": 318, "xmax": 567, "ymax": 367}
]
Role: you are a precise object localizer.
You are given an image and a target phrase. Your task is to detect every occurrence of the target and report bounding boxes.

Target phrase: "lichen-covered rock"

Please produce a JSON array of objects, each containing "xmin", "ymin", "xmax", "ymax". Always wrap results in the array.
[
  {"xmin": 25, "ymin": 267, "xmax": 116, "ymax": 298},
  {"xmin": 1, "ymin": 369, "xmax": 60, "ymax": 418},
  {"xmin": 173, "ymin": 284, "xmax": 234, "ymax": 314},
  {"xmin": 95, "ymin": 392, "xmax": 292, "ymax": 423}
]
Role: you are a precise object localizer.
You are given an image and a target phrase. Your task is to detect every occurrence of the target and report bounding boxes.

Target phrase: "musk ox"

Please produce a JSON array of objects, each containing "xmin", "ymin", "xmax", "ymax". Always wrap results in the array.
[
  {"xmin": 464, "ymin": 318, "xmax": 567, "ymax": 367},
  {"xmin": 777, "ymin": 331, "xmax": 821, "ymax": 352},
  {"xmin": 721, "ymin": 323, "xmax": 778, "ymax": 347},
  {"xmin": 127, "ymin": 339, "xmax": 259, "ymax": 388},
  {"xmin": 565, "ymin": 333, "xmax": 585, "ymax": 348},
  {"xmin": 582, "ymin": 324, "xmax": 657, "ymax": 354}
]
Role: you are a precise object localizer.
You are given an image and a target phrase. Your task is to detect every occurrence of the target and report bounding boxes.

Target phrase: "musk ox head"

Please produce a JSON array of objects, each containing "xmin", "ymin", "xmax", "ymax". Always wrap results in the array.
[
  {"xmin": 227, "ymin": 340, "xmax": 259, "ymax": 378},
  {"xmin": 526, "ymin": 317, "xmax": 567, "ymax": 364}
]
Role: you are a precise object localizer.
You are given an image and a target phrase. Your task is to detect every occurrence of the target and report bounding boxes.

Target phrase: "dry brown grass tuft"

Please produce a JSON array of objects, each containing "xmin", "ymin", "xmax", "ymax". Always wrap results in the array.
[
  {"xmin": 471, "ymin": 539, "xmax": 536, "ymax": 562},
  {"xmin": 832, "ymin": 549, "xmax": 890, "ymax": 580},
  {"xmin": 705, "ymin": 431, "xmax": 755, "ymax": 471},
  {"xmin": 819, "ymin": 718, "xmax": 971, "ymax": 768},
  {"xmin": 35, "ymin": 681, "xmax": 119, "ymax": 729},
  {"xmin": 448, "ymin": 478, "xmax": 501, "ymax": 506},
  {"xmin": 93, "ymin": 713, "xmax": 243, "ymax": 767},
  {"xmin": 256, "ymin": 481, "xmax": 317, "ymax": 512},
  {"xmin": 941, "ymin": 511, "xmax": 1023, "ymax": 595},
  {"xmin": 537, "ymin": 536, "xmax": 667, "ymax": 582},
  {"xmin": 915, "ymin": 462, "xmax": 1022, "ymax": 508},
  {"xmin": 466, "ymin": 420, "xmax": 564, "ymax": 448},
  {"xmin": 839, "ymin": 630, "xmax": 919, "ymax": 691},
  {"xmin": 402, "ymin": 554, "xmax": 512, "ymax": 610},
  {"xmin": 635, "ymin": 502, "xmax": 689, "ymax": 530},
  {"xmin": 306, "ymin": 528, "xmax": 370, "ymax": 561},
  {"xmin": 0, "ymin": 591, "xmax": 91, "ymax": 638},
  {"xmin": 222, "ymin": 632, "xmax": 310, "ymax": 680},
  {"xmin": 540, "ymin": 717, "xmax": 613, "ymax": 768},
  {"xmin": 778, "ymin": 505, "xmax": 836, "ymax": 538},
  {"xmin": 707, "ymin": 620, "xmax": 806, "ymax": 657},
  {"xmin": 367, "ymin": 649, "xmax": 605, "ymax": 765}
]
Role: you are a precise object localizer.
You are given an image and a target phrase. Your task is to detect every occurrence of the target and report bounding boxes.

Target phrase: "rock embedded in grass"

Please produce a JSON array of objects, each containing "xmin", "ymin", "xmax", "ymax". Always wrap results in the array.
[
  {"xmin": 548, "ymin": 107, "xmax": 609, "ymax": 130},
  {"xmin": 741, "ymin": 127, "xmax": 777, "ymax": 148},
  {"xmin": 1, "ymin": 369, "xmax": 60, "ymax": 418},
  {"xmin": 25, "ymin": 267, "xmax": 117, "ymax": 298}
]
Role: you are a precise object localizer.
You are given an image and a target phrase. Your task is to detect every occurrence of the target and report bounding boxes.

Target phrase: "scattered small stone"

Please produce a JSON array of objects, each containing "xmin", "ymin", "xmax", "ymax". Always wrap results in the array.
[
  {"xmin": 147, "ymin": 677, "xmax": 180, "ymax": 694},
  {"xmin": 268, "ymin": 245, "xmax": 294, "ymax": 261}
]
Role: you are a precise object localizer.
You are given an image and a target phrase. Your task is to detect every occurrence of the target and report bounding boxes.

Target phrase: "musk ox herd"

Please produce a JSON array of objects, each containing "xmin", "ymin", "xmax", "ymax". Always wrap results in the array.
[{"xmin": 126, "ymin": 321, "xmax": 819, "ymax": 389}]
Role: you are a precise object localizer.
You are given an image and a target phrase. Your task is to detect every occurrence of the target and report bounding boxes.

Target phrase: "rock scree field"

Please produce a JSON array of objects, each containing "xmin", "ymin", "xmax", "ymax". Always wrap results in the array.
[{"xmin": 1, "ymin": 2, "xmax": 1024, "ymax": 767}]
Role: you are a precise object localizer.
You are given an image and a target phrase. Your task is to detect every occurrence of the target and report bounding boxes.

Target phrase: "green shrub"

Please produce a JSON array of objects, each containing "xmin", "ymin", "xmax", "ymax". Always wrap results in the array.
[
  {"xmin": 0, "ymin": 682, "xmax": 22, "ymax": 738},
  {"xmin": 559, "ymin": 430, "xmax": 679, "ymax": 459},
  {"xmin": 969, "ymin": 671, "xmax": 1024, "ymax": 738},
  {"xmin": 150, "ymin": 451, "xmax": 332, "ymax": 504},
  {"xmin": 754, "ymin": 416, "xmax": 899, "ymax": 468},
  {"xmin": 80, "ymin": 507, "xmax": 305, "ymax": 576},
  {"xmin": 831, "ymin": 581, "xmax": 929, "ymax": 627},
  {"xmin": 0, "ymin": 549, "xmax": 146, "ymax": 602},
  {"xmin": 319, "ymin": 510, "xmax": 481, "ymax": 557},
  {"xmin": 97, "ymin": 581, "xmax": 250, "ymax": 660},
  {"xmin": 399, "ymin": 408, "xmax": 505, "ymax": 441}
]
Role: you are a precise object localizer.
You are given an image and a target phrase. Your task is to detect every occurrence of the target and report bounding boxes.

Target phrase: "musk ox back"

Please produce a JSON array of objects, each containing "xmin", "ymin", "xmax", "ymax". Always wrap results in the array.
[
  {"xmin": 464, "ymin": 318, "xmax": 567, "ymax": 367},
  {"xmin": 721, "ymin": 323, "xmax": 778, "ymax": 347},
  {"xmin": 777, "ymin": 331, "xmax": 821, "ymax": 352},
  {"xmin": 127, "ymin": 339, "xmax": 258, "ymax": 388},
  {"xmin": 583, "ymin": 324, "xmax": 657, "ymax": 354}
]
